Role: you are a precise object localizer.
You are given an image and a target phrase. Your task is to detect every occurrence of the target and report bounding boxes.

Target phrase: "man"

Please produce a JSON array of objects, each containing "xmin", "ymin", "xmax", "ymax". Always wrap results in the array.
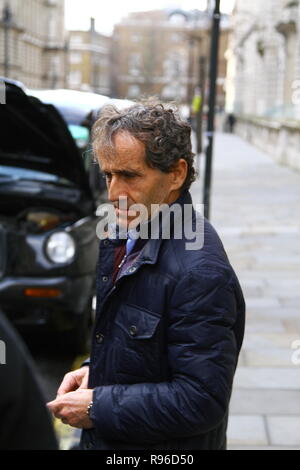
[
  {"xmin": 48, "ymin": 102, "xmax": 245, "ymax": 450},
  {"xmin": 227, "ymin": 113, "xmax": 236, "ymax": 134}
]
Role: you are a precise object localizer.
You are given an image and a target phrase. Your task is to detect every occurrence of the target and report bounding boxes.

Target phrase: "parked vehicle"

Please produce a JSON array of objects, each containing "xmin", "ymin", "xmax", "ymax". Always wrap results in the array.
[
  {"xmin": 0, "ymin": 80, "xmax": 100, "ymax": 353},
  {"xmin": 27, "ymin": 89, "xmax": 110, "ymax": 151},
  {"xmin": 28, "ymin": 89, "xmax": 134, "ymax": 202}
]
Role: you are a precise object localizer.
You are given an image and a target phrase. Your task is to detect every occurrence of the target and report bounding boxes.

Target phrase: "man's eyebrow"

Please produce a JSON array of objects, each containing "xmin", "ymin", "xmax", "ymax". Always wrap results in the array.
[{"xmin": 102, "ymin": 168, "xmax": 143, "ymax": 177}]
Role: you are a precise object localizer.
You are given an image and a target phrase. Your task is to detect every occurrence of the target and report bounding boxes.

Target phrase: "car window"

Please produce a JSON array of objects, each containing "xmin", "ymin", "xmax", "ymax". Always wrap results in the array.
[{"xmin": 68, "ymin": 125, "xmax": 90, "ymax": 149}]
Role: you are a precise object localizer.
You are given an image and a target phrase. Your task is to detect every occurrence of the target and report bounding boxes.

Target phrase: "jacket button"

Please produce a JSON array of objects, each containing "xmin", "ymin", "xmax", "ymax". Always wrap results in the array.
[
  {"xmin": 103, "ymin": 239, "xmax": 109, "ymax": 246},
  {"xmin": 128, "ymin": 267, "xmax": 137, "ymax": 274},
  {"xmin": 96, "ymin": 333, "xmax": 104, "ymax": 344},
  {"xmin": 102, "ymin": 276, "xmax": 108, "ymax": 282},
  {"xmin": 129, "ymin": 325, "xmax": 137, "ymax": 336}
]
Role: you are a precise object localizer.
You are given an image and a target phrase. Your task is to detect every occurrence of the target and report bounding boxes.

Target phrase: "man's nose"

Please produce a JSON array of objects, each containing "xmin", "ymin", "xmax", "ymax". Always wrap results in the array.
[{"xmin": 107, "ymin": 175, "xmax": 128, "ymax": 206}]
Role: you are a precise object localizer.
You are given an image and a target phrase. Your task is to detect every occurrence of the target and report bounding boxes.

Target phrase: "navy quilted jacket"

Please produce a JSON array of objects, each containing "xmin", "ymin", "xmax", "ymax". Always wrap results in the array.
[{"xmin": 80, "ymin": 190, "xmax": 245, "ymax": 450}]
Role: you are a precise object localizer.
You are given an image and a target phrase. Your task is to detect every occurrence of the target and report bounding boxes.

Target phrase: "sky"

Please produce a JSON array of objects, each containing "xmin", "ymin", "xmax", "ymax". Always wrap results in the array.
[{"xmin": 65, "ymin": 0, "xmax": 235, "ymax": 35}]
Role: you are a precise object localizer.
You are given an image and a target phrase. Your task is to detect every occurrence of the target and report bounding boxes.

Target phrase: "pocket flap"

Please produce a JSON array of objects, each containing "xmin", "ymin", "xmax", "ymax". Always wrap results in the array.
[{"xmin": 115, "ymin": 303, "xmax": 161, "ymax": 339}]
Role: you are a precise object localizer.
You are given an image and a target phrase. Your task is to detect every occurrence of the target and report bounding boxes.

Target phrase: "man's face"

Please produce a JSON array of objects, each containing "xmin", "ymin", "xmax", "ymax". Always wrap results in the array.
[{"xmin": 97, "ymin": 131, "xmax": 180, "ymax": 229}]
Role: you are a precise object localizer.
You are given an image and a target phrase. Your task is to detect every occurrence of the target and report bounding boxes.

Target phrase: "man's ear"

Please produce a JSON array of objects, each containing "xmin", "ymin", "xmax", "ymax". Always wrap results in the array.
[{"xmin": 170, "ymin": 159, "xmax": 188, "ymax": 191}]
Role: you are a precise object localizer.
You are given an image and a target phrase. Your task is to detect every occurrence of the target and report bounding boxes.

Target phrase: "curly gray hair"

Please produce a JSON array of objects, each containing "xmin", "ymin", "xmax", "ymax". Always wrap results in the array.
[{"xmin": 92, "ymin": 101, "xmax": 196, "ymax": 191}]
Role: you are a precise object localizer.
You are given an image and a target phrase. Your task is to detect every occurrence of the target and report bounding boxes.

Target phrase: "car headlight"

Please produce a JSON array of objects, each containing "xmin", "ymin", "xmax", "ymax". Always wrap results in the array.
[{"xmin": 46, "ymin": 232, "xmax": 76, "ymax": 264}]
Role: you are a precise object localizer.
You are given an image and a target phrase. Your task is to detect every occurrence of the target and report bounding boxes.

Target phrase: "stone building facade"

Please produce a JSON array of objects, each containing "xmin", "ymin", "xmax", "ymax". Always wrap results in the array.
[
  {"xmin": 67, "ymin": 18, "xmax": 111, "ymax": 95},
  {"xmin": 227, "ymin": 0, "xmax": 300, "ymax": 119},
  {"xmin": 0, "ymin": 0, "xmax": 67, "ymax": 89},
  {"xmin": 225, "ymin": 0, "xmax": 300, "ymax": 172},
  {"xmin": 111, "ymin": 8, "xmax": 230, "ymax": 106}
]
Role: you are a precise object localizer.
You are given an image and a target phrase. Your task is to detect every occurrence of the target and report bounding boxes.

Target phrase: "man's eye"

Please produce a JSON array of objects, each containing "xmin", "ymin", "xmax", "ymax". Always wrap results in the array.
[{"xmin": 101, "ymin": 172, "xmax": 136, "ymax": 181}]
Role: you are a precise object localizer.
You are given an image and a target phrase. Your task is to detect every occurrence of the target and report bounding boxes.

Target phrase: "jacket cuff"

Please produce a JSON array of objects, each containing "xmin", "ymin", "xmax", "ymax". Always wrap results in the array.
[
  {"xmin": 90, "ymin": 385, "xmax": 120, "ymax": 440},
  {"xmin": 80, "ymin": 358, "xmax": 90, "ymax": 368}
]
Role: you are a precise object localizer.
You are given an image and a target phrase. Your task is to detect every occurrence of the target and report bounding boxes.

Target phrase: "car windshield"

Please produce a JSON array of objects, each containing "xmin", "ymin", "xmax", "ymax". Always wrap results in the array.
[{"xmin": 0, "ymin": 165, "xmax": 74, "ymax": 186}]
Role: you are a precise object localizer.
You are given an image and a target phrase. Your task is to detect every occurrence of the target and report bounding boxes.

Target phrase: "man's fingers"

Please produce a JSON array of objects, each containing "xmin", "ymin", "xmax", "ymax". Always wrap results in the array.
[
  {"xmin": 47, "ymin": 399, "xmax": 61, "ymax": 417},
  {"xmin": 56, "ymin": 367, "xmax": 89, "ymax": 397},
  {"xmin": 57, "ymin": 367, "xmax": 89, "ymax": 396},
  {"xmin": 47, "ymin": 399, "xmax": 67, "ymax": 423},
  {"xmin": 56, "ymin": 373, "xmax": 77, "ymax": 396},
  {"xmin": 47, "ymin": 400, "xmax": 54, "ymax": 411},
  {"xmin": 78, "ymin": 374, "xmax": 89, "ymax": 389}
]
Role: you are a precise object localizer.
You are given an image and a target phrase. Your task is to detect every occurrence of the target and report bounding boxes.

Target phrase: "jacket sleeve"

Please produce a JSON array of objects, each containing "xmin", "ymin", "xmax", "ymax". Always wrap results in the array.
[
  {"xmin": 90, "ymin": 268, "xmax": 242, "ymax": 444},
  {"xmin": 80, "ymin": 358, "xmax": 90, "ymax": 368}
]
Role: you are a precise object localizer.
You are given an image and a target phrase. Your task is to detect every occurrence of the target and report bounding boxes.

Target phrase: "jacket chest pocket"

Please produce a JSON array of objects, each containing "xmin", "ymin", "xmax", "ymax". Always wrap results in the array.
[{"xmin": 113, "ymin": 303, "xmax": 162, "ymax": 381}]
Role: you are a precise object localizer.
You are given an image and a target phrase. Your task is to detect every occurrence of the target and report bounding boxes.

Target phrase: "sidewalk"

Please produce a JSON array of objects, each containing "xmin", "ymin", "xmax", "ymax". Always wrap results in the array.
[{"xmin": 191, "ymin": 132, "xmax": 300, "ymax": 450}]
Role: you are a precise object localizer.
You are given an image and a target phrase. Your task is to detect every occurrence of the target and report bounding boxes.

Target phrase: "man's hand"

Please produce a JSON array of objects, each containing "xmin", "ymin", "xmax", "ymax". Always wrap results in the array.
[
  {"xmin": 56, "ymin": 366, "xmax": 89, "ymax": 397},
  {"xmin": 47, "ymin": 388, "xmax": 94, "ymax": 429}
]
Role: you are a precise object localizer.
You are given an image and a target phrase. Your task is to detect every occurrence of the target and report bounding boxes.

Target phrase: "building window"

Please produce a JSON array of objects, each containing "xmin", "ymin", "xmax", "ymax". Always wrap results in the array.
[
  {"xmin": 51, "ymin": 56, "xmax": 60, "ymax": 72},
  {"xmin": 131, "ymin": 33, "xmax": 140, "ymax": 43},
  {"xmin": 128, "ymin": 85, "xmax": 140, "ymax": 98},
  {"xmin": 128, "ymin": 53, "xmax": 141, "ymax": 76},
  {"xmin": 164, "ymin": 55, "xmax": 180, "ymax": 78},
  {"xmin": 162, "ymin": 83, "xmax": 185, "ymax": 100},
  {"xmin": 49, "ymin": 16, "xmax": 56, "ymax": 40},
  {"xmin": 69, "ymin": 70, "xmax": 82, "ymax": 86},
  {"xmin": 70, "ymin": 52, "xmax": 82, "ymax": 64},
  {"xmin": 70, "ymin": 35, "xmax": 83, "ymax": 45},
  {"xmin": 171, "ymin": 33, "xmax": 182, "ymax": 42}
]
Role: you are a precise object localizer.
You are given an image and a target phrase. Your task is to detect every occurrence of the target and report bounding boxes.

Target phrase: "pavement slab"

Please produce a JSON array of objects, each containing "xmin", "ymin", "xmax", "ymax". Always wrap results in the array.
[
  {"xmin": 243, "ymin": 332, "xmax": 300, "ymax": 350},
  {"xmin": 267, "ymin": 417, "xmax": 300, "ymax": 447},
  {"xmin": 227, "ymin": 415, "xmax": 268, "ymax": 447},
  {"xmin": 233, "ymin": 367, "xmax": 300, "ymax": 389},
  {"xmin": 229, "ymin": 389, "xmax": 300, "ymax": 415}
]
